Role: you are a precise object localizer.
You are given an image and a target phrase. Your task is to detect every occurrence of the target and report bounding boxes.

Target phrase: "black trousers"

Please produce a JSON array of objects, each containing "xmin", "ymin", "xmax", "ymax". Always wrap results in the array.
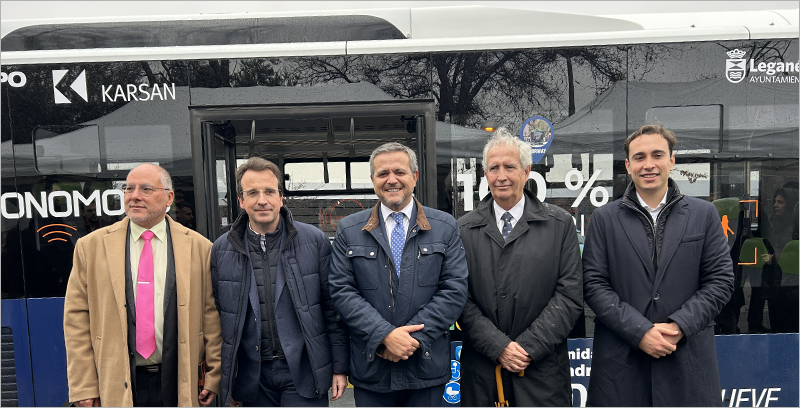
[
  {"xmin": 245, "ymin": 358, "xmax": 328, "ymax": 407},
  {"xmin": 353, "ymin": 384, "xmax": 446, "ymax": 407},
  {"xmin": 135, "ymin": 366, "xmax": 164, "ymax": 407}
]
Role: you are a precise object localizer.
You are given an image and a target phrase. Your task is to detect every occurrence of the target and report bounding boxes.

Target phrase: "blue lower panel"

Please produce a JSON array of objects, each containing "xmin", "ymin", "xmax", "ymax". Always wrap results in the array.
[
  {"xmin": 716, "ymin": 334, "xmax": 799, "ymax": 407},
  {"xmin": 445, "ymin": 334, "xmax": 799, "ymax": 407},
  {"xmin": 1, "ymin": 299, "xmax": 35, "ymax": 407},
  {"xmin": 26, "ymin": 298, "xmax": 68, "ymax": 407}
]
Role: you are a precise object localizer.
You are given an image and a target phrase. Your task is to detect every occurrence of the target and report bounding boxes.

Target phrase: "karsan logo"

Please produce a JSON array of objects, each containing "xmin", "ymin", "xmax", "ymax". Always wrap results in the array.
[
  {"xmin": 726, "ymin": 49, "xmax": 800, "ymax": 84},
  {"xmin": 102, "ymin": 82, "xmax": 176, "ymax": 102},
  {"xmin": 53, "ymin": 69, "xmax": 88, "ymax": 103},
  {"xmin": 51, "ymin": 69, "xmax": 177, "ymax": 104}
]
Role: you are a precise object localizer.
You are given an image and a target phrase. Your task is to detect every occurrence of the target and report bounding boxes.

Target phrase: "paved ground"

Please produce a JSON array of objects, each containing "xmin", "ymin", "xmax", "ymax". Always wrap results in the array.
[{"xmin": 329, "ymin": 388, "xmax": 356, "ymax": 407}]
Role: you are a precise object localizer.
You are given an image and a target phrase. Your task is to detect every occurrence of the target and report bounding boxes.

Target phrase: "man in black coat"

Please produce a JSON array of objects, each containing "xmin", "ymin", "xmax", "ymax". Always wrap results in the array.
[
  {"xmin": 582, "ymin": 125, "xmax": 734, "ymax": 406},
  {"xmin": 211, "ymin": 157, "xmax": 349, "ymax": 407},
  {"xmin": 457, "ymin": 129, "xmax": 583, "ymax": 406}
]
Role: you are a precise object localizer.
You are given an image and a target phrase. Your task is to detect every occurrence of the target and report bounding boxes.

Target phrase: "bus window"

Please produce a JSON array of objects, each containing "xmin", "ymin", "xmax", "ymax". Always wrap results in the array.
[
  {"xmin": 33, "ymin": 125, "xmax": 100, "ymax": 174},
  {"xmin": 197, "ymin": 106, "xmax": 434, "ymax": 241}
]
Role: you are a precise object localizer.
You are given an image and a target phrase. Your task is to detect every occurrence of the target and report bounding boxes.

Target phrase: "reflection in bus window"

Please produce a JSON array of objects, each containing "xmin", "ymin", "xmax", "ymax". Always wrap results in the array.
[
  {"xmin": 33, "ymin": 125, "xmax": 101, "ymax": 174},
  {"xmin": 104, "ymin": 125, "xmax": 173, "ymax": 167}
]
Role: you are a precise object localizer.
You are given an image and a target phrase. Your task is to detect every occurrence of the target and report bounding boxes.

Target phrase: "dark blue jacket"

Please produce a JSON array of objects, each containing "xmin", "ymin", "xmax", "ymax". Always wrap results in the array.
[
  {"xmin": 211, "ymin": 207, "xmax": 349, "ymax": 404},
  {"xmin": 583, "ymin": 180, "xmax": 734, "ymax": 406},
  {"xmin": 329, "ymin": 199, "xmax": 469, "ymax": 392}
]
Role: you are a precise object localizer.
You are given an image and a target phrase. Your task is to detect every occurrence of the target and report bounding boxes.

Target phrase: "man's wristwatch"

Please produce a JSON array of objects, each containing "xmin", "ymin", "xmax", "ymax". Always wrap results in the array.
[{"xmin": 376, "ymin": 344, "xmax": 386, "ymax": 356}]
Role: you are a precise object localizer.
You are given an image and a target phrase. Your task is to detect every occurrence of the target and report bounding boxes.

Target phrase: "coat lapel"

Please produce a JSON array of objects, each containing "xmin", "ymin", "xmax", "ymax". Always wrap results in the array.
[
  {"xmin": 163, "ymin": 220, "xmax": 177, "ymax": 315},
  {"xmin": 616, "ymin": 209, "xmax": 657, "ymax": 281},
  {"xmin": 169, "ymin": 219, "xmax": 192, "ymax": 318},
  {"xmin": 652, "ymin": 201, "xmax": 690, "ymax": 290},
  {"xmin": 104, "ymin": 218, "xmax": 130, "ymax": 339},
  {"xmin": 473, "ymin": 195, "xmax": 506, "ymax": 249}
]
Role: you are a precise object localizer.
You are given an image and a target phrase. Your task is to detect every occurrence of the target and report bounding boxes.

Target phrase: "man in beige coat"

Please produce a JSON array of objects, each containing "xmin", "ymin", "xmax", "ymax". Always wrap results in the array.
[{"xmin": 64, "ymin": 164, "xmax": 222, "ymax": 407}]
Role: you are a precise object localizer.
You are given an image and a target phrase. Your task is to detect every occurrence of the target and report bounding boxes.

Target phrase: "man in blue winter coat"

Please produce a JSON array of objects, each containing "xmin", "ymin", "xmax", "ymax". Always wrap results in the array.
[
  {"xmin": 582, "ymin": 125, "xmax": 734, "ymax": 406},
  {"xmin": 329, "ymin": 142, "xmax": 469, "ymax": 407},
  {"xmin": 211, "ymin": 157, "xmax": 349, "ymax": 407}
]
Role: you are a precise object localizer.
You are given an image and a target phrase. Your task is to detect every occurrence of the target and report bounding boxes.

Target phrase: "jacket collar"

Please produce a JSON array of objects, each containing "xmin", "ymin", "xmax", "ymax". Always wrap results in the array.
[
  {"xmin": 228, "ymin": 206, "xmax": 298, "ymax": 253},
  {"xmin": 362, "ymin": 197, "xmax": 431, "ymax": 232},
  {"xmin": 468, "ymin": 189, "xmax": 548, "ymax": 228},
  {"xmin": 621, "ymin": 178, "xmax": 684, "ymax": 212}
]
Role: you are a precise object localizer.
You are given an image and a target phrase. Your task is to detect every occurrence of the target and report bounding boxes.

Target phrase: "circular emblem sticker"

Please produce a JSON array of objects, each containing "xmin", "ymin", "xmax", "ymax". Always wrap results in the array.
[
  {"xmin": 520, "ymin": 116, "xmax": 554, "ymax": 164},
  {"xmin": 450, "ymin": 360, "xmax": 461, "ymax": 381},
  {"xmin": 443, "ymin": 381, "xmax": 461, "ymax": 404}
]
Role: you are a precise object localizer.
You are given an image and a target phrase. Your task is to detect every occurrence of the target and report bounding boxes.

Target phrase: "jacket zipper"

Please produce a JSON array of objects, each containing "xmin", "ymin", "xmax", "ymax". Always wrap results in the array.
[
  {"xmin": 389, "ymin": 223, "xmax": 420, "ymax": 313},
  {"xmin": 261, "ymin": 248, "xmax": 278, "ymax": 357},
  {"xmin": 623, "ymin": 198, "xmax": 680, "ymax": 270},
  {"xmin": 389, "ymin": 264, "xmax": 395, "ymax": 311},
  {"xmin": 389, "ymin": 223, "xmax": 416, "ymax": 313}
]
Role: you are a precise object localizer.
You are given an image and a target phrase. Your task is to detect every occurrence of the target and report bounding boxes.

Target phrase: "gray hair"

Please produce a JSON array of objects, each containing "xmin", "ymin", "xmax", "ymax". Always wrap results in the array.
[
  {"xmin": 130, "ymin": 163, "xmax": 173, "ymax": 191},
  {"xmin": 481, "ymin": 127, "xmax": 532, "ymax": 170},
  {"xmin": 369, "ymin": 142, "xmax": 418, "ymax": 175}
]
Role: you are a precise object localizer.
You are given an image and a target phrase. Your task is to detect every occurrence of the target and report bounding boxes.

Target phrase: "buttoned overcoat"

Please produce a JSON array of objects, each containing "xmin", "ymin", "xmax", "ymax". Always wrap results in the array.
[
  {"xmin": 457, "ymin": 190, "xmax": 583, "ymax": 406},
  {"xmin": 582, "ymin": 181, "xmax": 734, "ymax": 406}
]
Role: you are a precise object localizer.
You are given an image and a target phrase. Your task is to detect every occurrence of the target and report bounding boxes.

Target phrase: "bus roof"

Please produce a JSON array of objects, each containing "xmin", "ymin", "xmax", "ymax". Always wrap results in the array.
[{"xmin": 1, "ymin": 1, "xmax": 797, "ymax": 65}]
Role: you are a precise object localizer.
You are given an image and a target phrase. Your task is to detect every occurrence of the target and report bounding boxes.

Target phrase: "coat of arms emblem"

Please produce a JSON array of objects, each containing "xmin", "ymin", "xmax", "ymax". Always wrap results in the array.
[{"xmin": 726, "ymin": 49, "xmax": 747, "ymax": 84}]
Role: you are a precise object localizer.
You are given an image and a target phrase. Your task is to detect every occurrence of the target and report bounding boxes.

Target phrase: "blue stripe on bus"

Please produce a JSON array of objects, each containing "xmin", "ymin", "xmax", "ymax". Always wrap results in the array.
[
  {"xmin": 27, "ymin": 297, "xmax": 69, "ymax": 407},
  {"xmin": 1, "ymin": 299, "xmax": 35, "ymax": 407}
]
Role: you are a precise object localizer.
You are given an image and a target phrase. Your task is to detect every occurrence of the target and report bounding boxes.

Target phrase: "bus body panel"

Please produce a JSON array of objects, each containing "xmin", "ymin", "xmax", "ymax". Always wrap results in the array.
[
  {"xmin": 1, "ymin": 299, "xmax": 35, "ymax": 407},
  {"xmin": 27, "ymin": 298, "xmax": 68, "ymax": 407},
  {"xmin": 1, "ymin": 5, "xmax": 798, "ymax": 406}
]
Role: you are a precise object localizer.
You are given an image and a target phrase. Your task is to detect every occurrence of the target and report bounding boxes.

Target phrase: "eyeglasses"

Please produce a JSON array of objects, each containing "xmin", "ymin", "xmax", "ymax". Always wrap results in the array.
[
  {"xmin": 241, "ymin": 188, "xmax": 280, "ymax": 199},
  {"xmin": 122, "ymin": 184, "xmax": 169, "ymax": 197}
]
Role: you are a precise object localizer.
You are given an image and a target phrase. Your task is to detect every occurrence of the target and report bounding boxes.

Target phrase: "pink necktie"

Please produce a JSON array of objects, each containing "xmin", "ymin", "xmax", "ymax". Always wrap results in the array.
[{"xmin": 136, "ymin": 230, "xmax": 156, "ymax": 359}]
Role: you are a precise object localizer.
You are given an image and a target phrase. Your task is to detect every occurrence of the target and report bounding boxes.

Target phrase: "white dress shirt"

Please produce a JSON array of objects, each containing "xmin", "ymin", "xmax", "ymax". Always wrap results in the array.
[
  {"xmin": 129, "ymin": 218, "xmax": 168, "ymax": 366},
  {"xmin": 636, "ymin": 190, "xmax": 668, "ymax": 224},
  {"xmin": 381, "ymin": 201, "xmax": 414, "ymax": 252},
  {"xmin": 493, "ymin": 196, "xmax": 526, "ymax": 235}
]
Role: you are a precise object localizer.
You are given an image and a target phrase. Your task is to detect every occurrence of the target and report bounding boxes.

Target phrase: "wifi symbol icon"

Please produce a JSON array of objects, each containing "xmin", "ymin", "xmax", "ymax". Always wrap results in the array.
[{"xmin": 38, "ymin": 223, "xmax": 77, "ymax": 243}]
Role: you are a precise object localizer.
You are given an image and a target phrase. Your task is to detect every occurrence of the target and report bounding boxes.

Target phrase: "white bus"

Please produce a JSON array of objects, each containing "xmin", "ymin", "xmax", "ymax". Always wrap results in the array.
[{"xmin": 2, "ymin": 2, "xmax": 798, "ymax": 406}]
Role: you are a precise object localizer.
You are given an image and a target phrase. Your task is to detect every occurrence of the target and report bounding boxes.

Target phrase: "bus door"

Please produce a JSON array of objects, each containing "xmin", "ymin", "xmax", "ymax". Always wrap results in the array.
[{"xmin": 191, "ymin": 101, "xmax": 436, "ymax": 241}]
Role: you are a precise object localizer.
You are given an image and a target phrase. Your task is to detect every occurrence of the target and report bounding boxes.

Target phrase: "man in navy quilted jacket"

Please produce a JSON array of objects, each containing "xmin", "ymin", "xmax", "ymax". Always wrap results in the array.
[
  {"xmin": 329, "ymin": 143, "xmax": 469, "ymax": 407},
  {"xmin": 211, "ymin": 157, "xmax": 349, "ymax": 407}
]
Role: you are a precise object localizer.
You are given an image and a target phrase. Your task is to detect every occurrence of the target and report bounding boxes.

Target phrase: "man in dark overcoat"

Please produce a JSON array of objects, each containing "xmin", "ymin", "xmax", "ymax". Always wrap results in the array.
[
  {"xmin": 582, "ymin": 125, "xmax": 734, "ymax": 406},
  {"xmin": 457, "ymin": 129, "xmax": 583, "ymax": 406}
]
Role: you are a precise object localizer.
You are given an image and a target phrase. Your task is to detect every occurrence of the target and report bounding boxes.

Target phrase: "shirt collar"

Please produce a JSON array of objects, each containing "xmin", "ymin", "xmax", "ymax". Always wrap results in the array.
[
  {"xmin": 493, "ymin": 196, "xmax": 525, "ymax": 225},
  {"xmin": 247, "ymin": 219, "xmax": 281, "ymax": 237},
  {"xmin": 129, "ymin": 217, "xmax": 167, "ymax": 243},
  {"xmin": 381, "ymin": 200, "xmax": 414, "ymax": 223},
  {"xmin": 636, "ymin": 190, "xmax": 668, "ymax": 212}
]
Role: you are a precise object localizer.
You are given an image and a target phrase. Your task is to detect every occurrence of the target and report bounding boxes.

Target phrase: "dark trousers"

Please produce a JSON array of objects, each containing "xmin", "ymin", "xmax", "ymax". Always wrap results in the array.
[
  {"xmin": 353, "ymin": 384, "xmax": 446, "ymax": 407},
  {"xmin": 245, "ymin": 358, "xmax": 327, "ymax": 407},
  {"xmin": 135, "ymin": 366, "xmax": 163, "ymax": 407}
]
